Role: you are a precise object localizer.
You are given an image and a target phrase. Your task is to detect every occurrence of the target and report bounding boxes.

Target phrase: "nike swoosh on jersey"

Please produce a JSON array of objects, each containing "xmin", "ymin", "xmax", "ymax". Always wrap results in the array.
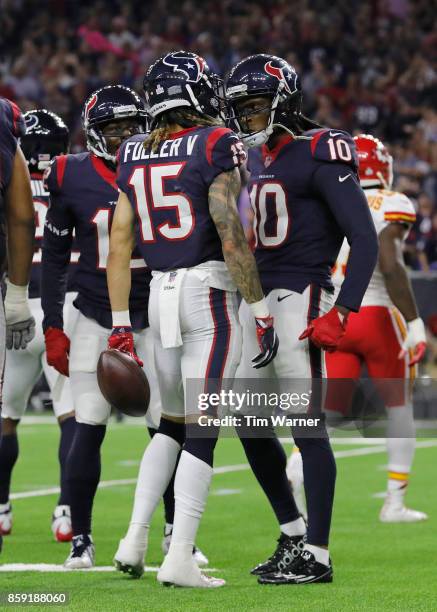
[
  {"xmin": 338, "ymin": 174, "xmax": 351, "ymax": 182},
  {"xmin": 329, "ymin": 131, "xmax": 343, "ymax": 137},
  {"xmin": 277, "ymin": 293, "xmax": 293, "ymax": 302}
]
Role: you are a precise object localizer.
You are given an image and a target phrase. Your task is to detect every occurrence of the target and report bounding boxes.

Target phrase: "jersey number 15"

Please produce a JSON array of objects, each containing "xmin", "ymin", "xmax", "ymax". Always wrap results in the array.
[{"xmin": 128, "ymin": 162, "xmax": 194, "ymax": 243}]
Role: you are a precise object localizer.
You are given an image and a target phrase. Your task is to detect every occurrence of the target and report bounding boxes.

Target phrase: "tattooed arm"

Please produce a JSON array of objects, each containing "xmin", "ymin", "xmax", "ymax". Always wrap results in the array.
[
  {"xmin": 209, "ymin": 168, "xmax": 279, "ymax": 367},
  {"xmin": 208, "ymin": 168, "xmax": 263, "ymax": 304}
]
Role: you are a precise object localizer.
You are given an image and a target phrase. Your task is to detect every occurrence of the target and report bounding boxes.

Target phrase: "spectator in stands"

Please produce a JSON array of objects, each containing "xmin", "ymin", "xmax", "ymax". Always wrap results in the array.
[{"xmin": 0, "ymin": 0, "xmax": 434, "ymax": 223}]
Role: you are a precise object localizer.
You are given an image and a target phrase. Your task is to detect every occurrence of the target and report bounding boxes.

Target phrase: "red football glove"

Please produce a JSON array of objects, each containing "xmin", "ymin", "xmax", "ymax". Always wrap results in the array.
[
  {"xmin": 252, "ymin": 316, "xmax": 279, "ymax": 369},
  {"xmin": 44, "ymin": 327, "xmax": 70, "ymax": 376},
  {"xmin": 108, "ymin": 327, "xmax": 143, "ymax": 367},
  {"xmin": 299, "ymin": 307, "xmax": 348, "ymax": 352}
]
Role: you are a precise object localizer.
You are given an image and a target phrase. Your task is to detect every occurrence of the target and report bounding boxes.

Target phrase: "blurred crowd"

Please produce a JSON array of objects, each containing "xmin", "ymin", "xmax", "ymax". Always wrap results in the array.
[{"xmin": 0, "ymin": 0, "xmax": 436, "ymax": 269}]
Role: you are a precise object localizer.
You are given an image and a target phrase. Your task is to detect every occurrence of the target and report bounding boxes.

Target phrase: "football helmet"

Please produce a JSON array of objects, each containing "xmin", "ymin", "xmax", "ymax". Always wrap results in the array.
[
  {"xmin": 354, "ymin": 134, "xmax": 393, "ymax": 189},
  {"xmin": 143, "ymin": 51, "xmax": 224, "ymax": 126},
  {"xmin": 82, "ymin": 85, "xmax": 147, "ymax": 163},
  {"xmin": 20, "ymin": 109, "xmax": 69, "ymax": 173},
  {"xmin": 226, "ymin": 54, "xmax": 302, "ymax": 147}
]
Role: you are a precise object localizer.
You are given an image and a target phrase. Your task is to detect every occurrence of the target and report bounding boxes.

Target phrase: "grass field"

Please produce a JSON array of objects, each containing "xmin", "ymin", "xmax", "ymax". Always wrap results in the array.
[{"xmin": 1, "ymin": 419, "xmax": 436, "ymax": 612}]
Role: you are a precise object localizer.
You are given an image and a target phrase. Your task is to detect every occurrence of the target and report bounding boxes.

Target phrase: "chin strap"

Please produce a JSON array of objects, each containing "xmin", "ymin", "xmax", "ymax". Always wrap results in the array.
[
  {"xmin": 271, "ymin": 122, "xmax": 312, "ymax": 141},
  {"xmin": 87, "ymin": 127, "xmax": 117, "ymax": 163}
]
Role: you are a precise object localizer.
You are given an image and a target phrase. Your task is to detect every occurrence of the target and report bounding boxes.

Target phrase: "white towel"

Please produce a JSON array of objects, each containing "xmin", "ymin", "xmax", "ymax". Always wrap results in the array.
[{"xmin": 157, "ymin": 268, "xmax": 187, "ymax": 348}]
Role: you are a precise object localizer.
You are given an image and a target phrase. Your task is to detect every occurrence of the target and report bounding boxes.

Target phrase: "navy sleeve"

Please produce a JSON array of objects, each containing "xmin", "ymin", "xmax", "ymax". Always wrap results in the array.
[
  {"xmin": 312, "ymin": 162, "xmax": 378, "ymax": 311},
  {"xmin": 41, "ymin": 157, "xmax": 75, "ymax": 331},
  {"xmin": 200, "ymin": 127, "xmax": 247, "ymax": 184},
  {"xmin": 311, "ymin": 129, "xmax": 358, "ymax": 171},
  {"xmin": 1, "ymin": 98, "xmax": 26, "ymax": 139},
  {"xmin": 0, "ymin": 98, "xmax": 25, "ymax": 196}
]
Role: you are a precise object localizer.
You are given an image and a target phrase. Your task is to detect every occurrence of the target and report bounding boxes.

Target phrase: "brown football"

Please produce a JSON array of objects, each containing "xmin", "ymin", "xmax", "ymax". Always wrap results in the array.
[{"xmin": 97, "ymin": 349, "xmax": 150, "ymax": 417}]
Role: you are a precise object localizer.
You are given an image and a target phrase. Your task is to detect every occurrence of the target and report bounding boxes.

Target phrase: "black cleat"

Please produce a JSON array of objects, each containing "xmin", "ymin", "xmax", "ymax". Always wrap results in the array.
[
  {"xmin": 251, "ymin": 533, "xmax": 305, "ymax": 575},
  {"xmin": 258, "ymin": 550, "xmax": 333, "ymax": 585}
]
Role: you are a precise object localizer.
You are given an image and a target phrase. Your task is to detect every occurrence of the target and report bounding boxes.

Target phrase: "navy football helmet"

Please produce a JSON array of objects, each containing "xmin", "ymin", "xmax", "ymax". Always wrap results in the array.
[
  {"xmin": 82, "ymin": 85, "xmax": 148, "ymax": 162},
  {"xmin": 226, "ymin": 54, "xmax": 302, "ymax": 147},
  {"xmin": 20, "ymin": 109, "xmax": 69, "ymax": 173},
  {"xmin": 143, "ymin": 51, "xmax": 225, "ymax": 126}
]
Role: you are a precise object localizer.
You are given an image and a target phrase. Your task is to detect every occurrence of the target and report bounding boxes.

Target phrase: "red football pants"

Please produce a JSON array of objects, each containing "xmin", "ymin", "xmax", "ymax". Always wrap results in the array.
[{"xmin": 325, "ymin": 306, "xmax": 414, "ymax": 412}]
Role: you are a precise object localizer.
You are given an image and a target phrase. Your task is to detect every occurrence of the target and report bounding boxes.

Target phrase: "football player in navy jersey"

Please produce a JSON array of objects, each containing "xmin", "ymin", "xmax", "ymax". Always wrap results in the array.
[
  {"xmin": 108, "ymin": 51, "xmax": 278, "ymax": 587},
  {"xmin": 225, "ymin": 55, "xmax": 379, "ymax": 585},
  {"xmin": 0, "ymin": 97, "xmax": 36, "ymax": 553},
  {"xmin": 40, "ymin": 85, "xmax": 164, "ymax": 569},
  {"xmin": 0, "ymin": 110, "xmax": 77, "ymax": 543}
]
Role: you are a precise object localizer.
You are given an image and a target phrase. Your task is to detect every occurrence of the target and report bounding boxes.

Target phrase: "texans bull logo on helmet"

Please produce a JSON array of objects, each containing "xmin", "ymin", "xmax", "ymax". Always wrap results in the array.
[
  {"xmin": 162, "ymin": 52, "xmax": 206, "ymax": 83},
  {"xmin": 264, "ymin": 61, "xmax": 298, "ymax": 95},
  {"xmin": 24, "ymin": 113, "xmax": 39, "ymax": 131}
]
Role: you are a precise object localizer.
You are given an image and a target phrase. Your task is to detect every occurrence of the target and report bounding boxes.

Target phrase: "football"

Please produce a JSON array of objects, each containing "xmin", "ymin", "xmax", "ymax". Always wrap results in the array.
[{"xmin": 97, "ymin": 349, "xmax": 150, "ymax": 417}]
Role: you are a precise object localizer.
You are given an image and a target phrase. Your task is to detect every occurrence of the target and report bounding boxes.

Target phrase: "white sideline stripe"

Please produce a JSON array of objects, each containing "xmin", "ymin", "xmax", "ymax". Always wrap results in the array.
[
  {"xmin": 280, "ymin": 437, "xmax": 387, "ymax": 446},
  {"xmin": 10, "ymin": 465, "xmax": 250, "ymax": 501},
  {"xmin": 212, "ymin": 488, "xmax": 242, "ymax": 496},
  {"xmin": 213, "ymin": 463, "xmax": 248, "ymax": 474},
  {"xmin": 10, "ymin": 441, "xmax": 437, "ymax": 502},
  {"xmin": 334, "ymin": 446, "xmax": 385, "ymax": 458},
  {"xmin": 20, "ymin": 416, "xmax": 147, "ymax": 426},
  {"xmin": 20, "ymin": 416, "xmax": 437, "ymax": 432},
  {"xmin": 330, "ymin": 438, "xmax": 387, "ymax": 445},
  {"xmin": 0, "ymin": 564, "xmax": 219, "ymax": 573}
]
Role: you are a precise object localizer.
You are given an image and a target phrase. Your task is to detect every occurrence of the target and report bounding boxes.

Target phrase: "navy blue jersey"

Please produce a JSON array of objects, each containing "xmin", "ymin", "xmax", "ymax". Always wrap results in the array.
[
  {"xmin": 0, "ymin": 98, "xmax": 26, "ymax": 266},
  {"xmin": 30, "ymin": 173, "xmax": 78, "ymax": 299},
  {"xmin": 116, "ymin": 126, "xmax": 245, "ymax": 271},
  {"xmin": 248, "ymin": 128, "xmax": 378, "ymax": 312},
  {"xmin": 41, "ymin": 152, "xmax": 151, "ymax": 331}
]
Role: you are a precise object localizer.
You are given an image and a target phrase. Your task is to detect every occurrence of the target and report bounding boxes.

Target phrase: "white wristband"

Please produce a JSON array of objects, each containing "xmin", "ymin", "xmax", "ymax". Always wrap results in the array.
[
  {"xmin": 250, "ymin": 298, "xmax": 270, "ymax": 319},
  {"xmin": 406, "ymin": 317, "xmax": 426, "ymax": 344},
  {"xmin": 112, "ymin": 310, "xmax": 132, "ymax": 327},
  {"xmin": 5, "ymin": 278, "xmax": 28, "ymax": 303}
]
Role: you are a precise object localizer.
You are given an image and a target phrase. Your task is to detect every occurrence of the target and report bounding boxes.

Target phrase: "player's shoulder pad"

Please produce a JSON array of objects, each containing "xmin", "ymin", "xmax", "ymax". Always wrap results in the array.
[
  {"xmin": 0, "ymin": 97, "xmax": 25, "ymax": 139},
  {"xmin": 203, "ymin": 126, "xmax": 247, "ymax": 168},
  {"xmin": 309, "ymin": 128, "xmax": 358, "ymax": 169},
  {"xmin": 381, "ymin": 190, "xmax": 416, "ymax": 224}
]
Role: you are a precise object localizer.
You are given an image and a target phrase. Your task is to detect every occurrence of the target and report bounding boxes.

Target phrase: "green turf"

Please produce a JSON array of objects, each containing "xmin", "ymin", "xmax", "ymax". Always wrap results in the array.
[{"xmin": 1, "ymin": 421, "xmax": 436, "ymax": 611}]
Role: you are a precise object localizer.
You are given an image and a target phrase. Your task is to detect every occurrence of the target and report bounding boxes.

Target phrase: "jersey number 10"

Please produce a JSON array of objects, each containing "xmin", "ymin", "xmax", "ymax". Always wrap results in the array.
[{"xmin": 249, "ymin": 182, "xmax": 289, "ymax": 248}]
